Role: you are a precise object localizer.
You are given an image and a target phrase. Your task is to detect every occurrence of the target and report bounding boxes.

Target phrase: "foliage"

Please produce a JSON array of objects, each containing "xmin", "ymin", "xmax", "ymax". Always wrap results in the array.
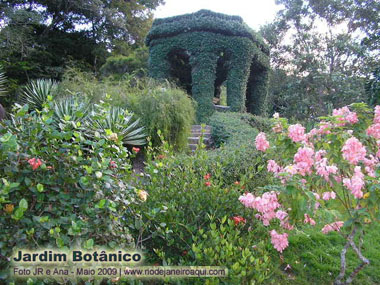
[
  {"xmin": 247, "ymin": 103, "xmax": 380, "ymax": 284},
  {"xmin": 207, "ymin": 112, "xmax": 273, "ymax": 189},
  {"xmin": 124, "ymin": 84, "xmax": 196, "ymax": 150},
  {"xmin": 0, "ymin": 66, "xmax": 6, "ymax": 97},
  {"xmin": 146, "ymin": 9, "xmax": 269, "ymax": 122},
  {"xmin": 0, "ymin": 99, "xmax": 143, "ymax": 281},
  {"xmin": 189, "ymin": 217, "xmax": 272, "ymax": 284},
  {"xmin": 99, "ymin": 47, "xmax": 149, "ymax": 78},
  {"xmin": 0, "ymin": 0, "xmax": 164, "ymax": 100},
  {"xmin": 261, "ymin": 0, "xmax": 379, "ymax": 121},
  {"xmin": 88, "ymin": 105, "xmax": 147, "ymax": 146},
  {"xmin": 19, "ymin": 79, "xmax": 58, "ymax": 110},
  {"xmin": 57, "ymin": 71, "xmax": 195, "ymax": 150},
  {"xmin": 367, "ymin": 67, "xmax": 380, "ymax": 106},
  {"xmin": 126, "ymin": 141, "xmax": 273, "ymax": 284}
]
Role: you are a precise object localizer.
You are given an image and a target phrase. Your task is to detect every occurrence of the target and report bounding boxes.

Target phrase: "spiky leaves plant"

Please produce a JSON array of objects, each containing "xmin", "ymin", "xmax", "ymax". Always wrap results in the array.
[
  {"xmin": 0, "ymin": 66, "xmax": 7, "ymax": 120},
  {"xmin": 19, "ymin": 79, "xmax": 58, "ymax": 110},
  {"xmin": 89, "ymin": 106, "xmax": 146, "ymax": 146},
  {"xmin": 53, "ymin": 97, "xmax": 91, "ymax": 130},
  {"xmin": 0, "ymin": 66, "xmax": 7, "ymax": 97}
]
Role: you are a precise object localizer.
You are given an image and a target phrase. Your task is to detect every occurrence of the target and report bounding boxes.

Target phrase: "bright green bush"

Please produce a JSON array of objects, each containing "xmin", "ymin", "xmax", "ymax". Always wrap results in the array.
[
  {"xmin": 208, "ymin": 111, "xmax": 260, "ymax": 147},
  {"xmin": 204, "ymin": 112, "xmax": 273, "ymax": 189},
  {"xmin": 189, "ymin": 217, "xmax": 272, "ymax": 284},
  {"xmin": 126, "ymin": 85, "xmax": 195, "ymax": 150},
  {"xmin": 0, "ymin": 99, "xmax": 143, "ymax": 281}
]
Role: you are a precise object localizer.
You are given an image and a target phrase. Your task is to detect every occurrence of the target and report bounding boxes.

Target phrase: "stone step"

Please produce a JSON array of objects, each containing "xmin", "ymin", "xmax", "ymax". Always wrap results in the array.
[
  {"xmin": 191, "ymin": 125, "xmax": 212, "ymax": 131},
  {"xmin": 191, "ymin": 131, "xmax": 211, "ymax": 136},
  {"xmin": 189, "ymin": 143, "xmax": 198, "ymax": 150},
  {"xmin": 188, "ymin": 136, "xmax": 211, "ymax": 144}
]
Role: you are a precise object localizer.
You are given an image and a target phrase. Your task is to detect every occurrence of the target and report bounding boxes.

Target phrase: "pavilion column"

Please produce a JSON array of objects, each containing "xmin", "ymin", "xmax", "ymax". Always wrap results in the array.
[
  {"xmin": 148, "ymin": 45, "xmax": 172, "ymax": 79},
  {"xmin": 226, "ymin": 53, "xmax": 252, "ymax": 112},
  {"xmin": 190, "ymin": 51, "xmax": 219, "ymax": 122},
  {"xmin": 246, "ymin": 68, "xmax": 269, "ymax": 115}
]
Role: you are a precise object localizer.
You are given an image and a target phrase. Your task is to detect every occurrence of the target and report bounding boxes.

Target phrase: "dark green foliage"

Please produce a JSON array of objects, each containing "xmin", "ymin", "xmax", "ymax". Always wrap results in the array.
[
  {"xmin": 146, "ymin": 10, "xmax": 270, "ymax": 122},
  {"xmin": 190, "ymin": 218, "xmax": 272, "ymax": 284},
  {"xmin": 260, "ymin": 0, "xmax": 378, "ymax": 121},
  {"xmin": 99, "ymin": 47, "xmax": 149, "ymax": 78},
  {"xmin": 0, "ymin": 0, "xmax": 164, "ymax": 103},
  {"xmin": 207, "ymin": 112, "xmax": 273, "ymax": 189},
  {"xmin": 367, "ymin": 67, "xmax": 380, "ymax": 106},
  {"xmin": 0, "ymin": 101, "xmax": 141, "ymax": 281}
]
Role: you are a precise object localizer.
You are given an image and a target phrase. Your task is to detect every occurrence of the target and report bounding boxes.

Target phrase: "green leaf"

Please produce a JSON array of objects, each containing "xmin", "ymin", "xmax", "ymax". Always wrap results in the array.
[
  {"xmin": 96, "ymin": 199, "xmax": 106, "ymax": 209},
  {"xmin": 84, "ymin": 239, "xmax": 94, "ymax": 249},
  {"xmin": 19, "ymin": 199, "xmax": 28, "ymax": 211},
  {"xmin": 37, "ymin": 184, "xmax": 44, "ymax": 192}
]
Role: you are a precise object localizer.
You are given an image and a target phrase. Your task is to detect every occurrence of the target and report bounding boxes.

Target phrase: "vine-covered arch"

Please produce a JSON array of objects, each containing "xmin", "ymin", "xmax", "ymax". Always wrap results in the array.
[{"xmin": 146, "ymin": 9, "xmax": 270, "ymax": 122}]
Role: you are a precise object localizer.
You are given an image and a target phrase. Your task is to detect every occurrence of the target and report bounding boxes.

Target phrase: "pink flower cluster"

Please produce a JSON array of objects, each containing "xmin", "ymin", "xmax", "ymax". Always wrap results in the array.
[
  {"xmin": 293, "ymin": 147, "xmax": 314, "ymax": 176},
  {"xmin": 255, "ymin": 132, "xmax": 270, "ymax": 152},
  {"xmin": 321, "ymin": 221, "xmax": 344, "ymax": 234},
  {"xmin": 367, "ymin": 124, "xmax": 380, "ymax": 139},
  {"xmin": 267, "ymin": 160, "xmax": 282, "ymax": 173},
  {"xmin": 315, "ymin": 150, "xmax": 338, "ymax": 181},
  {"xmin": 288, "ymin": 124, "xmax": 306, "ymax": 143},
  {"xmin": 341, "ymin": 137, "xmax": 366, "ymax": 165},
  {"xmin": 307, "ymin": 122, "xmax": 332, "ymax": 140},
  {"xmin": 322, "ymin": 191, "xmax": 336, "ymax": 200},
  {"xmin": 363, "ymin": 155, "xmax": 378, "ymax": 177},
  {"xmin": 270, "ymin": 230, "xmax": 289, "ymax": 253},
  {"xmin": 343, "ymin": 166, "xmax": 365, "ymax": 199},
  {"xmin": 239, "ymin": 191, "xmax": 281, "ymax": 226},
  {"xmin": 367, "ymin": 105, "xmax": 380, "ymax": 140},
  {"xmin": 332, "ymin": 106, "xmax": 358, "ymax": 126},
  {"xmin": 304, "ymin": 214, "xmax": 316, "ymax": 225}
]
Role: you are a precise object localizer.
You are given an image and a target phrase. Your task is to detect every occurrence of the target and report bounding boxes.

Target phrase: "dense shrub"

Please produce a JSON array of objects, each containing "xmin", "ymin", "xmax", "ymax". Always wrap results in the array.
[
  {"xmin": 57, "ymin": 70, "xmax": 195, "ymax": 150},
  {"xmin": 128, "ymin": 147, "xmax": 273, "ymax": 283},
  {"xmin": 204, "ymin": 112, "xmax": 273, "ymax": 189},
  {"xmin": 0, "ymin": 99, "xmax": 142, "ymax": 281},
  {"xmin": 99, "ymin": 47, "xmax": 148, "ymax": 78},
  {"xmin": 127, "ymin": 85, "xmax": 195, "ymax": 150},
  {"xmin": 208, "ymin": 112, "xmax": 259, "ymax": 147}
]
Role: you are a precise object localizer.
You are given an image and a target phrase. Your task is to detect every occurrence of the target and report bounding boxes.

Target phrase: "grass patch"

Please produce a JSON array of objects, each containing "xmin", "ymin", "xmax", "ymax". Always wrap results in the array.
[{"xmin": 272, "ymin": 223, "xmax": 380, "ymax": 284}]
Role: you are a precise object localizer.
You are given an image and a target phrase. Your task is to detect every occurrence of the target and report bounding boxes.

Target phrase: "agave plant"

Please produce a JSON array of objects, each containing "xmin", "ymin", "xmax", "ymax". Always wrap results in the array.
[
  {"xmin": 89, "ymin": 106, "xmax": 146, "ymax": 146},
  {"xmin": 0, "ymin": 66, "xmax": 7, "ymax": 97},
  {"xmin": 19, "ymin": 79, "xmax": 58, "ymax": 110},
  {"xmin": 0, "ymin": 66, "xmax": 7, "ymax": 120},
  {"xmin": 52, "ymin": 97, "xmax": 91, "ymax": 130}
]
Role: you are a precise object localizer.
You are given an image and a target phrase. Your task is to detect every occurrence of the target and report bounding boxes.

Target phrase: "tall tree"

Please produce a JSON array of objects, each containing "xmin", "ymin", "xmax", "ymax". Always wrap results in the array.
[
  {"xmin": 0, "ymin": 0, "xmax": 164, "ymax": 97},
  {"xmin": 261, "ymin": 0, "xmax": 379, "ymax": 121}
]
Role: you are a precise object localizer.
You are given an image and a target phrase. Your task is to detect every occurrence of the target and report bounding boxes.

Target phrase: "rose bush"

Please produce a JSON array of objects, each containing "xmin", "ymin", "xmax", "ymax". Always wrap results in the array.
[{"xmin": 243, "ymin": 103, "xmax": 380, "ymax": 284}]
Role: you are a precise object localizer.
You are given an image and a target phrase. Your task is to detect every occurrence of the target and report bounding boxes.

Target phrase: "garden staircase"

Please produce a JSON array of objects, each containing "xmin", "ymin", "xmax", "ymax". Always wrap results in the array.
[{"xmin": 188, "ymin": 125, "xmax": 212, "ymax": 152}]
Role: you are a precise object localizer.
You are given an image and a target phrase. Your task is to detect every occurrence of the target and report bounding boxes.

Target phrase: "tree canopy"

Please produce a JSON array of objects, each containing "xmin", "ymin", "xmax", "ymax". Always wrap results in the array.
[
  {"xmin": 0, "ymin": 0, "xmax": 164, "ymax": 96},
  {"xmin": 261, "ymin": 0, "xmax": 379, "ymax": 120}
]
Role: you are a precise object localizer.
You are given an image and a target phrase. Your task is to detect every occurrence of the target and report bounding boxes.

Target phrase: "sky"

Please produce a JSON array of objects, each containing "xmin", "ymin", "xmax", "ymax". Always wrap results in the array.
[{"xmin": 154, "ymin": 0, "xmax": 283, "ymax": 30}]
